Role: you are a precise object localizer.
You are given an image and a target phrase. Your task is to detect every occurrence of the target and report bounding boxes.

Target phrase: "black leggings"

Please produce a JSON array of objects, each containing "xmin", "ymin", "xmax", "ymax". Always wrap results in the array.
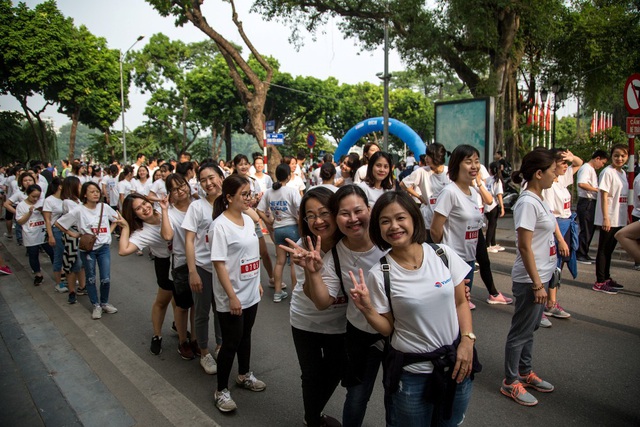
[
  {"xmin": 476, "ymin": 230, "xmax": 499, "ymax": 296},
  {"xmin": 485, "ymin": 207, "xmax": 500, "ymax": 247},
  {"xmin": 595, "ymin": 226, "xmax": 622, "ymax": 283},
  {"xmin": 216, "ymin": 303, "xmax": 259, "ymax": 391}
]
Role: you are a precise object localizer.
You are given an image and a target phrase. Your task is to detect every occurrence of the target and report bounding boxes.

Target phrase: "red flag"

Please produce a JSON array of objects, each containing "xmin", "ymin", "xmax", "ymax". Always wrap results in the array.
[
  {"xmin": 590, "ymin": 112, "xmax": 596, "ymax": 137},
  {"xmin": 539, "ymin": 102, "xmax": 545, "ymax": 130},
  {"xmin": 546, "ymin": 101, "xmax": 551, "ymax": 131}
]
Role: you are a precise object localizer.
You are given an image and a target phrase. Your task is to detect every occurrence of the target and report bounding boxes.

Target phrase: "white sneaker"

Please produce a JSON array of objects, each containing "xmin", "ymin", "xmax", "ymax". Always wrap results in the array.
[
  {"xmin": 214, "ymin": 388, "xmax": 237, "ymax": 412},
  {"xmin": 495, "ymin": 245, "xmax": 506, "ymax": 252},
  {"xmin": 200, "ymin": 353, "xmax": 217, "ymax": 375},
  {"xmin": 487, "ymin": 246, "xmax": 499, "ymax": 253},
  {"xmin": 92, "ymin": 305, "xmax": 102, "ymax": 319},
  {"xmin": 54, "ymin": 283, "xmax": 69, "ymax": 293},
  {"xmin": 236, "ymin": 371, "xmax": 266, "ymax": 391},
  {"xmin": 100, "ymin": 303, "xmax": 118, "ymax": 314},
  {"xmin": 273, "ymin": 290, "xmax": 289, "ymax": 303}
]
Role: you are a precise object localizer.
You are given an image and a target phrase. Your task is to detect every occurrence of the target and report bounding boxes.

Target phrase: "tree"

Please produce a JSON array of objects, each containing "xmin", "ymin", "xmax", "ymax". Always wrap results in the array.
[{"xmin": 146, "ymin": 0, "xmax": 278, "ymax": 170}]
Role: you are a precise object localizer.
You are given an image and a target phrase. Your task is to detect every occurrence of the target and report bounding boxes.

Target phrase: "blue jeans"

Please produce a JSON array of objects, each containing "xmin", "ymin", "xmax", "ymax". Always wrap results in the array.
[
  {"xmin": 80, "ymin": 244, "xmax": 111, "ymax": 306},
  {"xmin": 392, "ymin": 372, "xmax": 473, "ymax": 427},
  {"xmin": 465, "ymin": 261, "xmax": 475, "ymax": 290},
  {"xmin": 52, "ymin": 227, "xmax": 64, "ymax": 273},
  {"xmin": 14, "ymin": 221, "xmax": 23, "ymax": 242},
  {"xmin": 27, "ymin": 244, "xmax": 54, "ymax": 274}
]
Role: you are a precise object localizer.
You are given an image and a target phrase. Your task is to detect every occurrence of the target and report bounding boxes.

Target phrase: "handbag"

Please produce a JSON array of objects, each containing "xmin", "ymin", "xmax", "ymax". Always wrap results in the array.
[{"xmin": 79, "ymin": 202, "xmax": 104, "ymax": 252}]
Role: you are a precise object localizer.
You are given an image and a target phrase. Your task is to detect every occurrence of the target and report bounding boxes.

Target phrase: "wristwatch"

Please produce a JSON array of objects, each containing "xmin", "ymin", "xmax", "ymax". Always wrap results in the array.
[{"xmin": 461, "ymin": 332, "xmax": 476, "ymax": 342}]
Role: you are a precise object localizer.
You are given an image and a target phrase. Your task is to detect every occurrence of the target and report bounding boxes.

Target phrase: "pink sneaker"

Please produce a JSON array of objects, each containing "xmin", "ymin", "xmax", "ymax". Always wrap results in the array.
[
  {"xmin": 469, "ymin": 301, "xmax": 476, "ymax": 310},
  {"xmin": 487, "ymin": 292, "xmax": 513, "ymax": 305},
  {"xmin": 0, "ymin": 265, "xmax": 12, "ymax": 275}
]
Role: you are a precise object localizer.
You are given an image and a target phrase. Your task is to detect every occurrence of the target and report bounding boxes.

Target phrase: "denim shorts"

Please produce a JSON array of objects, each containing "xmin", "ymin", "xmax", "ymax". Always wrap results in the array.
[{"xmin": 273, "ymin": 224, "xmax": 300, "ymax": 247}]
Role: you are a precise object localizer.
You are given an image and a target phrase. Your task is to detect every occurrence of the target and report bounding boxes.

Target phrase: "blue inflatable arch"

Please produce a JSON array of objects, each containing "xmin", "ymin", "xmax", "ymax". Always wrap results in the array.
[{"xmin": 333, "ymin": 117, "xmax": 425, "ymax": 161}]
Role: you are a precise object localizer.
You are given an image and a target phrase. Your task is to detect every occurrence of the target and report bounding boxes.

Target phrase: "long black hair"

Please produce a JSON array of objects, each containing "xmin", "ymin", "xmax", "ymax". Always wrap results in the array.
[{"xmin": 212, "ymin": 175, "xmax": 250, "ymax": 220}]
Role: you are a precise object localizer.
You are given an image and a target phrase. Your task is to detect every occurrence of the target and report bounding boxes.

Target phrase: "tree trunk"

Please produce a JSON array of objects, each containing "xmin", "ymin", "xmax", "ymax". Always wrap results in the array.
[
  {"xmin": 68, "ymin": 105, "xmax": 81, "ymax": 162},
  {"xmin": 182, "ymin": 95, "xmax": 188, "ymax": 150},
  {"xmin": 18, "ymin": 97, "xmax": 44, "ymax": 161},
  {"xmin": 224, "ymin": 121, "xmax": 232, "ymax": 162},
  {"xmin": 211, "ymin": 127, "xmax": 220, "ymax": 159}
]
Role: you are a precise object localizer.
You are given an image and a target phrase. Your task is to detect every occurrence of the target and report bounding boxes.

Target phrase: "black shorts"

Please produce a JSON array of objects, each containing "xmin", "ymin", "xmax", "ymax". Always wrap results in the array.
[
  {"xmin": 154, "ymin": 256, "xmax": 175, "ymax": 291},
  {"xmin": 171, "ymin": 263, "xmax": 194, "ymax": 310},
  {"xmin": 5, "ymin": 210, "xmax": 13, "ymax": 220}
]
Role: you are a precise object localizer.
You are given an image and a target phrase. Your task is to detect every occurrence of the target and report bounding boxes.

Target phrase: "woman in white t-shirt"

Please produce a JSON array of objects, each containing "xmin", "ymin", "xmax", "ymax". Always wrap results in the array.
[
  {"xmin": 251, "ymin": 156, "xmax": 273, "ymax": 191},
  {"xmin": 56, "ymin": 182, "xmax": 120, "ymax": 320},
  {"xmin": 257, "ymin": 163, "xmax": 301, "ymax": 302},
  {"xmin": 132, "ymin": 165, "xmax": 152, "ymax": 196},
  {"xmin": 283, "ymin": 156, "xmax": 306, "ymax": 196},
  {"xmin": 3, "ymin": 171, "xmax": 37, "ymax": 246},
  {"xmin": 401, "ymin": 142, "xmax": 450, "ymax": 237},
  {"xmin": 484, "ymin": 162, "xmax": 505, "ymax": 253},
  {"xmin": 301, "ymin": 185, "xmax": 392, "ymax": 427},
  {"xmin": 117, "ymin": 166, "xmax": 134, "ymax": 210},
  {"xmin": 358, "ymin": 151, "xmax": 394, "ymax": 208},
  {"xmin": 336, "ymin": 153, "xmax": 361, "ymax": 187},
  {"xmin": 42, "ymin": 177, "xmax": 67, "ymax": 293},
  {"xmin": 431, "ymin": 145, "xmax": 492, "ymax": 310},
  {"xmin": 115, "ymin": 193, "xmax": 174, "ymax": 357},
  {"xmin": 350, "ymin": 191, "xmax": 475, "ymax": 426},
  {"xmin": 235, "ymin": 154, "xmax": 274, "ymax": 287},
  {"xmin": 354, "ymin": 142, "xmax": 381, "ymax": 184},
  {"xmin": 209, "ymin": 174, "xmax": 265, "ymax": 413},
  {"xmin": 502, "ymin": 148, "xmax": 568, "ymax": 407},
  {"xmin": 160, "ymin": 173, "xmax": 197, "ymax": 360},
  {"xmin": 102, "ymin": 165, "xmax": 120, "ymax": 210},
  {"xmin": 280, "ymin": 187, "xmax": 346, "ymax": 427},
  {"xmin": 593, "ymin": 144, "xmax": 630, "ymax": 294},
  {"xmin": 59, "ymin": 176, "xmax": 85, "ymax": 302},
  {"xmin": 316, "ymin": 162, "xmax": 339, "ymax": 192},
  {"xmin": 17, "ymin": 184, "xmax": 54, "ymax": 286},
  {"xmin": 148, "ymin": 164, "xmax": 172, "ymax": 203},
  {"xmin": 182, "ymin": 162, "xmax": 225, "ymax": 375}
]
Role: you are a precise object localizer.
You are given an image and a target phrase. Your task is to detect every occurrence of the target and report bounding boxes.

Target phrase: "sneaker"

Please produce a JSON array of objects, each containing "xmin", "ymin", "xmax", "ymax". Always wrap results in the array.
[
  {"xmin": 76, "ymin": 287, "xmax": 88, "ymax": 296},
  {"xmin": 200, "ymin": 353, "xmax": 217, "ymax": 375},
  {"xmin": 34, "ymin": 275, "xmax": 43, "ymax": 286},
  {"xmin": 592, "ymin": 282, "xmax": 618, "ymax": 295},
  {"xmin": 236, "ymin": 371, "xmax": 266, "ymax": 391},
  {"xmin": 487, "ymin": 246, "xmax": 499, "ymax": 253},
  {"xmin": 17, "ymin": 240, "xmax": 23, "ymax": 246},
  {"xmin": 214, "ymin": 388, "xmax": 237, "ymax": 412},
  {"xmin": 3, "ymin": 232, "xmax": 12, "ymax": 239},
  {"xmin": 54, "ymin": 283, "xmax": 69, "ymax": 293},
  {"xmin": 0, "ymin": 265, "xmax": 13, "ymax": 275},
  {"xmin": 304, "ymin": 414, "xmax": 341, "ymax": 427},
  {"xmin": 273, "ymin": 290, "xmax": 289, "ymax": 303},
  {"xmin": 190, "ymin": 340, "xmax": 202, "ymax": 358},
  {"xmin": 539, "ymin": 314, "xmax": 552, "ymax": 328},
  {"xmin": 634, "ymin": 263, "xmax": 640, "ymax": 271},
  {"xmin": 469, "ymin": 301, "xmax": 476, "ymax": 310},
  {"xmin": 500, "ymin": 380, "xmax": 538, "ymax": 406},
  {"xmin": 474, "ymin": 262, "xmax": 479, "ymax": 273},
  {"xmin": 495, "ymin": 245, "xmax": 506, "ymax": 252},
  {"xmin": 576, "ymin": 256, "xmax": 594, "ymax": 265},
  {"xmin": 178, "ymin": 341, "xmax": 195, "ymax": 360},
  {"xmin": 67, "ymin": 292, "xmax": 77, "ymax": 304},
  {"xmin": 605, "ymin": 279, "xmax": 624, "ymax": 289},
  {"xmin": 101, "ymin": 303, "xmax": 118, "ymax": 314},
  {"xmin": 486, "ymin": 292, "xmax": 513, "ymax": 305},
  {"xmin": 518, "ymin": 371, "xmax": 554, "ymax": 392},
  {"xmin": 544, "ymin": 302, "xmax": 571, "ymax": 318},
  {"xmin": 150, "ymin": 336, "xmax": 162, "ymax": 355},
  {"xmin": 92, "ymin": 305, "xmax": 102, "ymax": 320}
]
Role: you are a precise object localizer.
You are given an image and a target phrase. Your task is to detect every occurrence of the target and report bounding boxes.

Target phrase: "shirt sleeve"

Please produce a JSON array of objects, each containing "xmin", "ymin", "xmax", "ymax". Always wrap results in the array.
[
  {"xmin": 433, "ymin": 186, "xmax": 454, "ymax": 216},
  {"xmin": 367, "ymin": 268, "xmax": 391, "ymax": 315},
  {"xmin": 181, "ymin": 203, "xmax": 199, "ymax": 233},
  {"xmin": 321, "ymin": 250, "xmax": 341, "ymax": 299},
  {"xmin": 210, "ymin": 222, "xmax": 228, "ymax": 262},
  {"xmin": 56, "ymin": 208, "xmax": 79, "ymax": 230},
  {"xmin": 514, "ymin": 199, "xmax": 538, "ymax": 232},
  {"xmin": 599, "ymin": 169, "xmax": 614, "ymax": 192},
  {"xmin": 257, "ymin": 191, "xmax": 268, "ymax": 212}
]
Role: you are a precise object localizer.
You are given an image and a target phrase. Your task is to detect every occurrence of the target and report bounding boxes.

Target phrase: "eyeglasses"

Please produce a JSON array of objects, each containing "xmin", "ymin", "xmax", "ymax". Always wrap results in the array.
[
  {"xmin": 170, "ymin": 184, "xmax": 189, "ymax": 194},
  {"xmin": 239, "ymin": 191, "xmax": 253, "ymax": 200},
  {"xmin": 304, "ymin": 211, "xmax": 331, "ymax": 223}
]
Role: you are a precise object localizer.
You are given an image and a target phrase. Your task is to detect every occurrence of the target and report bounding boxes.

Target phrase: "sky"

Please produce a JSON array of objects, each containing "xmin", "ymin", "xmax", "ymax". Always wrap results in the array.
[{"xmin": 0, "ymin": 0, "xmax": 404, "ymax": 130}]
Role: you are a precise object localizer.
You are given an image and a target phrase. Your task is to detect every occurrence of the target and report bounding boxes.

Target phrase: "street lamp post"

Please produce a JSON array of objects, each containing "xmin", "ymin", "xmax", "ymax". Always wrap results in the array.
[
  {"xmin": 549, "ymin": 81, "xmax": 566, "ymax": 148},
  {"xmin": 376, "ymin": 1, "xmax": 391, "ymax": 152},
  {"xmin": 119, "ymin": 35, "xmax": 144, "ymax": 165}
]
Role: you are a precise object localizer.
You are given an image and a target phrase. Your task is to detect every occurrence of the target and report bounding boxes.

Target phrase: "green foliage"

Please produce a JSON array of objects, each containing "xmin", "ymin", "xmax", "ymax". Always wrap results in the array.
[{"xmin": 56, "ymin": 122, "xmax": 102, "ymax": 160}]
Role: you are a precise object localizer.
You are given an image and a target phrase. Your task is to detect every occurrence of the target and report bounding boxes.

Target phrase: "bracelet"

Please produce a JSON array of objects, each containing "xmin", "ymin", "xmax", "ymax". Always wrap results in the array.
[{"xmin": 531, "ymin": 284, "xmax": 544, "ymax": 291}]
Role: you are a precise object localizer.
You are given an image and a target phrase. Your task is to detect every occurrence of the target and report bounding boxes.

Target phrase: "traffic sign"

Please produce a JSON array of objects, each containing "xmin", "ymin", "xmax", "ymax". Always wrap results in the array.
[
  {"xmin": 266, "ymin": 120, "xmax": 276, "ymax": 133},
  {"xmin": 306, "ymin": 132, "xmax": 316, "ymax": 148},
  {"xmin": 627, "ymin": 117, "xmax": 640, "ymax": 135},
  {"xmin": 266, "ymin": 133, "xmax": 284, "ymax": 145},
  {"xmin": 624, "ymin": 73, "xmax": 640, "ymax": 115}
]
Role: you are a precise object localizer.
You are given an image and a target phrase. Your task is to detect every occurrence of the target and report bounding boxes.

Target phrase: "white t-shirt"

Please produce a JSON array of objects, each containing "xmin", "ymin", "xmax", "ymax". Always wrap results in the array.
[
  {"xmin": 511, "ymin": 191, "xmax": 558, "ymax": 284},
  {"xmin": 43, "ymin": 195, "xmax": 64, "ymax": 226},
  {"xmin": 542, "ymin": 181, "xmax": 572, "ymax": 219},
  {"xmin": 290, "ymin": 244, "xmax": 347, "ymax": 334},
  {"xmin": 258, "ymin": 186, "xmax": 301, "ymax": 228},
  {"xmin": 167, "ymin": 205, "xmax": 189, "ymax": 268},
  {"xmin": 38, "ymin": 175, "xmax": 49, "ymax": 197},
  {"xmin": 209, "ymin": 213, "xmax": 261, "ymax": 312},
  {"xmin": 484, "ymin": 176, "xmax": 503, "ymax": 213},
  {"xmin": 16, "ymin": 201, "xmax": 47, "ymax": 247},
  {"xmin": 57, "ymin": 203, "xmax": 119, "ymax": 249},
  {"xmin": 595, "ymin": 166, "xmax": 629, "ymax": 228},
  {"xmin": 129, "ymin": 220, "xmax": 171, "ymax": 258},
  {"xmin": 132, "ymin": 178, "xmax": 152, "ymax": 196},
  {"xmin": 252, "ymin": 173, "xmax": 273, "ymax": 191},
  {"xmin": 358, "ymin": 182, "xmax": 388, "ymax": 207},
  {"xmin": 287, "ymin": 175, "xmax": 306, "ymax": 194},
  {"xmin": 317, "ymin": 184, "xmax": 339, "ymax": 193},
  {"xmin": 181, "ymin": 198, "xmax": 215, "ymax": 273},
  {"xmin": 354, "ymin": 164, "xmax": 367, "ymax": 184},
  {"xmin": 150, "ymin": 178, "xmax": 167, "ymax": 200},
  {"xmin": 633, "ymin": 174, "xmax": 640, "ymax": 219},
  {"xmin": 310, "ymin": 167, "xmax": 322, "ymax": 186},
  {"xmin": 577, "ymin": 163, "xmax": 598, "ymax": 199},
  {"xmin": 102, "ymin": 176, "xmax": 119, "ymax": 207},
  {"xmin": 62, "ymin": 199, "xmax": 80, "ymax": 215},
  {"xmin": 322, "ymin": 239, "xmax": 387, "ymax": 334},
  {"xmin": 433, "ymin": 183, "xmax": 484, "ymax": 262},
  {"xmin": 10, "ymin": 189, "xmax": 44, "ymax": 206},
  {"xmin": 368, "ymin": 243, "xmax": 470, "ymax": 374},
  {"xmin": 402, "ymin": 166, "xmax": 450, "ymax": 228}
]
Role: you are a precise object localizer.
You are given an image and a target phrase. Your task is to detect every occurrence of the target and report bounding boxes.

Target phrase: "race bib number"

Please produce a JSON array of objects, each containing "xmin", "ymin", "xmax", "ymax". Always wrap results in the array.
[
  {"xmin": 29, "ymin": 220, "xmax": 45, "ymax": 228},
  {"xmin": 549, "ymin": 239, "xmax": 557, "ymax": 262},
  {"xmin": 619, "ymin": 196, "xmax": 628, "ymax": 205},
  {"xmin": 240, "ymin": 256, "xmax": 260, "ymax": 281},
  {"xmin": 563, "ymin": 200, "xmax": 571, "ymax": 210},
  {"xmin": 429, "ymin": 197, "xmax": 437, "ymax": 205},
  {"xmin": 91, "ymin": 227, "xmax": 108, "ymax": 234},
  {"xmin": 465, "ymin": 230, "xmax": 479, "ymax": 240},
  {"xmin": 479, "ymin": 206, "xmax": 484, "ymax": 214}
]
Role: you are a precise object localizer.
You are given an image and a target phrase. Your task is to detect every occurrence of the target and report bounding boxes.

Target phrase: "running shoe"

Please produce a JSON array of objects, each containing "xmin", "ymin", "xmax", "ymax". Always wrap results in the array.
[
  {"xmin": 486, "ymin": 292, "xmax": 513, "ymax": 305},
  {"xmin": 0, "ymin": 265, "xmax": 12, "ymax": 275},
  {"xmin": 67, "ymin": 292, "xmax": 77, "ymax": 304},
  {"xmin": 3, "ymin": 233, "xmax": 12, "ymax": 239},
  {"xmin": 592, "ymin": 282, "xmax": 618, "ymax": 294},
  {"xmin": 518, "ymin": 371, "xmax": 555, "ymax": 392},
  {"xmin": 487, "ymin": 246, "xmax": 499, "ymax": 253},
  {"xmin": 100, "ymin": 303, "xmax": 118, "ymax": 314},
  {"xmin": 273, "ymin": 290, "xmax": 289, "ymax": 303},
  {"xmin": 150, "ymin": 336, "xmax": 162, "ymax": 355},
  {"xmin": 190, "ymin": 340, "xmax": 202, "ymax": 358},
  {"xmin": 634, "ymin": 263, "xmax": 640, "ymax": 271},
  {"xmin": 605, "ymin": 279, "xmax": 624, "ymax": 289},
  {"xmin": 178, "ymin": 341, "xmax": 195, "ymax": 360},
  {"xmin": 544, "ymin": 302, "xmax": 571, "ymax": 318},
  {"xmin": 500, "ymin": 379, "xmax": 538, "ymax": 406},
  {"xmin": 34, "ymin": 275, "xmax": 43, "ymax": 286},
  {"xmin": 495, "ymin": 245, "xmax": 506, "ymax": 252},
  {"xmin": 576, "ymin": 256, "xmax": 594, "ymax": 265},
  {"xmin": 54, "ymin": 283, "xmax": 69, "ymax": 293},
  {"xmin": 214, "ymin": 389, "xmax": 237, "ymax": 412},
  {"xmin": 76, "ymin": 287, "xmax": 88, "ymax": 296},
  {"xmin": 236, "ymin": 371, "xmax": 266, "ymax": 391},
  {"xmin": 92, "ymin": 305, "xmax": 102, "ymax": 320},
  {"xmin": 200, "ymin": 353, "xmax": 217, "ymax": 375},
  {"xmin": 539, "ymin": 314, "xmax": 552, "ymax": 328}
]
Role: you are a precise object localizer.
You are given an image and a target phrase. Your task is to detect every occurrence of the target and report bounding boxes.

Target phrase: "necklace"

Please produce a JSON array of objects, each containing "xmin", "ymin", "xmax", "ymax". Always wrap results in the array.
[
  {"xmin": 345, "ymin": 240, "xmax": 367, "ymax": 266},
  {"xmin": 391, "ymin": 247, "xmax": 424, "ymax": 270}
]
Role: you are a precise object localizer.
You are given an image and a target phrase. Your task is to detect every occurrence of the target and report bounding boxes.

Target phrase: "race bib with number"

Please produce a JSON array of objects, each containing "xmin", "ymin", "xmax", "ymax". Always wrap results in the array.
[{"xmin": 240, "ymin": 256, "xmax": 260, "ymax": 281}]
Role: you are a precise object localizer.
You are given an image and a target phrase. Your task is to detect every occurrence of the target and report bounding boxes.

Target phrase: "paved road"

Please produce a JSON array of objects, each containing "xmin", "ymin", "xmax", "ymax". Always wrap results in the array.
[{"xmin": 1, "ymin": 217, "xmax": 639, "ymax": 426}]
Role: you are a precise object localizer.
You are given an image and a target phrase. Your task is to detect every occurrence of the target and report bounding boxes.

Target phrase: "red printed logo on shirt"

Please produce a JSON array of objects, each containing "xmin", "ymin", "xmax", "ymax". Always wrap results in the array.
[
  {"xmin": 465, "ymin": 230, "xmax": 478, "ymax": 240},
  {"xmin": 563, "ymin": 201, "xmax": 571, "ymax": 210},
  {"xmin": 91, "ymin": 227, "xmax": 108, "ymax": 234},
  {"xmin": 619, "ymin": 196, "xmax": 628, "ymax": 204},
  {"xmin": 550, "ymin": 245, "xmax": 557, "ymax": 256}
]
